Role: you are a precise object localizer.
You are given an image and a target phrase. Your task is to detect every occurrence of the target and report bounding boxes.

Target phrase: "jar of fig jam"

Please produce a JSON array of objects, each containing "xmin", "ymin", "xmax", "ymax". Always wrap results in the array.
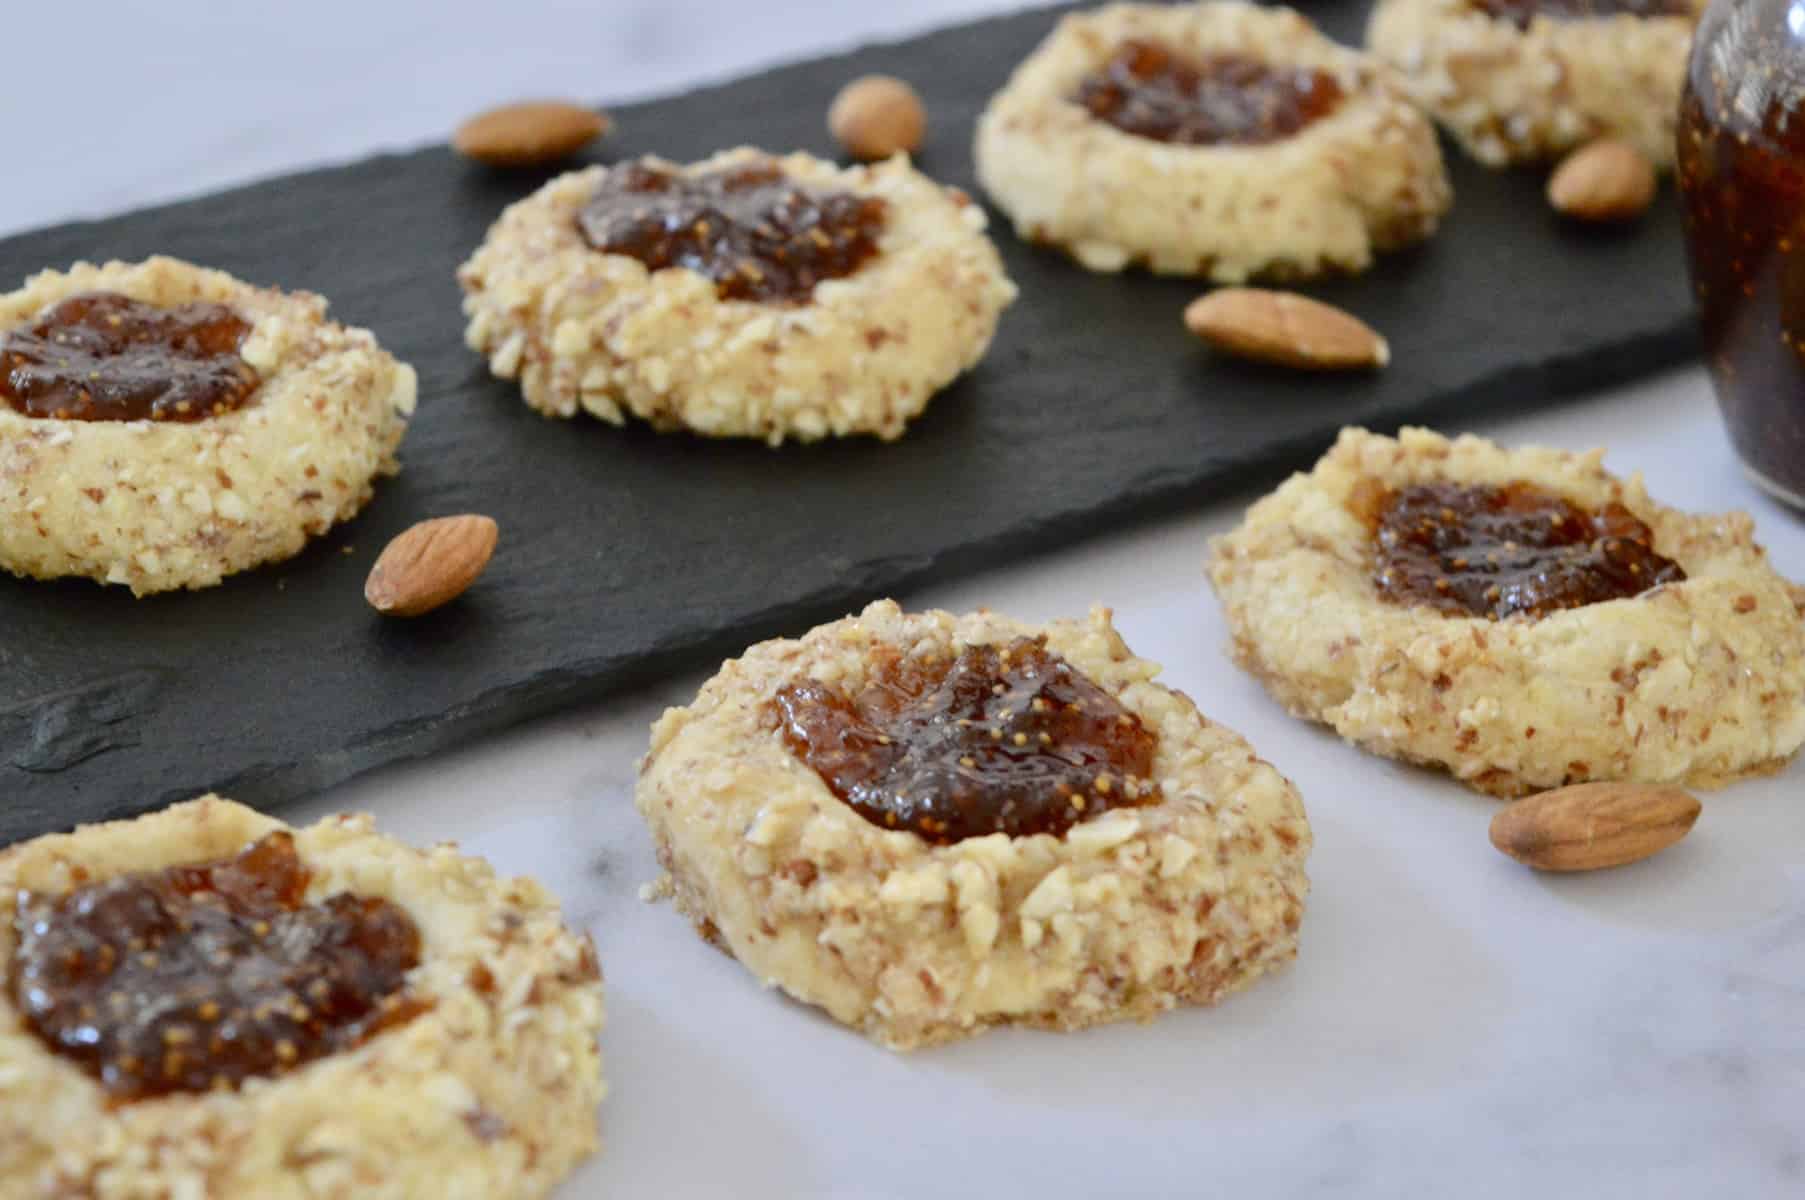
[{"xmin": 1678, "ymin": 0, "xmax": 1805, "ymax": 506}]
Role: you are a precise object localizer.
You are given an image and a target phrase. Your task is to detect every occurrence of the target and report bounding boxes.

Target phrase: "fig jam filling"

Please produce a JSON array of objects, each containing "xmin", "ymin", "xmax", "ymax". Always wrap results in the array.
[
  {"xmin": 0, "ymin": 292, "xmax": 258, "ymax": 422},
  {"xmin": 1368, "ymin": 480, "xmax": 1685, "ymax": 620},
  {"xmin": 9, "ymin": 832, "xmax": 423, "ymax": 1101},
  {"xmin": 771, "ymin": 637, "xmax": 1162, "ymax": 844},
  {"xmin": 1074, "ymin": 40, "xmax": 1345, "ymax": 146},
  {"xmin": 577, "ymin": 160, "xmax": 889, "ymax": 303},
  {"xmin": 1471, "ymin": 0, "xmax": 1689, "ymax": 29}
]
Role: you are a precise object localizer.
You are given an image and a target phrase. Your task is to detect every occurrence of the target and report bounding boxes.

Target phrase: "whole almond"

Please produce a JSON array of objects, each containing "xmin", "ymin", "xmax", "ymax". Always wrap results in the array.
[
  {"xmin": 365, "ymin": 515, "xmax": 499, "ymax": 618},
  {"xmin": 1547, "ymin": 138, "xmax": 1656, "ymax": 222},
  {"xmin": 1184, "ymin": 288, "xmax": 1389, "ymax": 371},
  {"xmin": 1489, "ymin": 781, "xmax": 1701, "ymax": 872},
  {"xmin": 829, "ymin": 75, "xmax": 926, "ymax": 161},
  {"xmin": 454, "ymin": 101, "xmax": 609, "ymax": 167}
]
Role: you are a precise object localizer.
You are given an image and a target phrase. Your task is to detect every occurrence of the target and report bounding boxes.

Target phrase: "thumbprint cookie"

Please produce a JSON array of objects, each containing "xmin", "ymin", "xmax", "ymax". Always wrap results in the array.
[
  {"xmin": 636, "ymin": 600, "xmax": 1310, "ymax": 1050},
  {"xmin": 0, "ymin": 257, "xmax": 416, "ymax": 595},
  {"xmin": 974, "ymin": 2, "xmax": 1452, "ymax": 281},
  {"xmin": 0, "ymin": 796, "xmax": 605, "ymax": 1198},
  {"xmin": 1209, "ymin": 427, "xmax": 1805, "ymax": 796},
  {"xmin": 459, "ymin": 148, "xmax": 1016, "ymax": 444}
]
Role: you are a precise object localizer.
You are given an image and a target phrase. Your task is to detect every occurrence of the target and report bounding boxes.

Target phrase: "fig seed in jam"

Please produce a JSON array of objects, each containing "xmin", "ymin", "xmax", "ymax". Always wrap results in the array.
[
  {"xmin": 578, "ymin": 161, "xmax": 888, "ymax": 303},
  {"xmin": 9, "ymin": 832, "xmax": 422, "ymax": 1101},
  {"xmin": 1470, "ymin": 0, "xmax": 1689, "ymax": 31},
  {"xmin": 1369, "ymin": 481, "xmax": 1685, "ymax": 620},
  {"xmin": 771, "ymin": 637, "xmax": 1161, "ymax": 844},
  {"xmin": 0, "ymin": 292, "xmax": 258, "ymax": 422},
  {"xmin": 1074, "ymin": 40, "xmax": 1344, "ymax": 146}
]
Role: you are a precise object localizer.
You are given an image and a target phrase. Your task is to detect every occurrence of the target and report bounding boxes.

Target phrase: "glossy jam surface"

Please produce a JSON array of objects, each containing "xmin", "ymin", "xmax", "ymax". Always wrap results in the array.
[
  {"xmin": 1369, "ymin": 481, "xmax": 1685, "ymax": 619},
  {"xmin": 772, "ymin": 637, "xmax": 1161, "ymax": 844},
  {"xmin": 0, "ymin": 292, "xmax": 257, "ymax": 422},
  {"xmin": 578, "ymin": 161, "xmax": 888, "ymax": 303},
  {"xmin": 1073, "ymin": 40, "xmax": 1344, "ymax": 146},
  {"xmin": 1472, "ymin": 0, "xmax": 1688, "ymax": 28},
  {"xmin": 10, "ymin": 833, "xmax": 422, "ymax": 1100},
  {"xmin": 1678, "ymin": 5, "xmax": 1805, "ymax": 503}
]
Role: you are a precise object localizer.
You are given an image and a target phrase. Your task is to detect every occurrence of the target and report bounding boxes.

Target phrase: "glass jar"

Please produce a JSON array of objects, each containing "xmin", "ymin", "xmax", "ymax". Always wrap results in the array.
[{"xmin": 1677, "ymin": 0, "xmax": 1805, "ymax": 507}]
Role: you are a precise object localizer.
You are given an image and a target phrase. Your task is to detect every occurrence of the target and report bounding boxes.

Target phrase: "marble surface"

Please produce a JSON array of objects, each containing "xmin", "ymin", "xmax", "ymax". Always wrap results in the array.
[
  {"xmin": 11, "ymin": 2, "xmax": 1804, "ymax": 1196},
  {"xmin": 303, "ymin": 372, "xmax": 1804, "ymax": 1199},
  {"xmin": 0, "ymin": 0, "xmax": 1028, "ymax": 238}
]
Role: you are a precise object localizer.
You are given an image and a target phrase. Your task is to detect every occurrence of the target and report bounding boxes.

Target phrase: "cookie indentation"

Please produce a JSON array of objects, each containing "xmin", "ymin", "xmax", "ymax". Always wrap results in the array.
[
  {"xmin": 772, "ymin": 636, "xmax": 1161, "ymax": 843},
  {"xmin": 1371, "ymin": 480, "xmax": 1685, "ymax": 619},
  {"xmin": 1471, "ymin": 0, "xmax": 1688, "ymax": 29},
  {"xmin": 1075, "ymin": 40, "xmax": 1344, "ymax": 146},
  {"xmin": 1, "ymin": 292, "xmax": 258, "ymax": 422},
  {"xmin": 578, "ymin": 160, "xmax": 889, "ymax": 303},
  {"xmin": 11, "ymin": 831, "xmax": 422, "ymax": 1100}
]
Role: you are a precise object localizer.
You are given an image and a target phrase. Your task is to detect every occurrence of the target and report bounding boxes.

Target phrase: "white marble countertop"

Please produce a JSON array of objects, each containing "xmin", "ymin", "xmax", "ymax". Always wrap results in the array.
[
  {"xmin": 296, "ymin": 373, "xmax": 1805, "ymax": 1200},
  {"xmin": 9, "ymin": 3, "xmax": 1803, "ymax": 1197},
  {"xmin": 0, "ymin": 0, "xmax": 1033, "ymax": 238}
]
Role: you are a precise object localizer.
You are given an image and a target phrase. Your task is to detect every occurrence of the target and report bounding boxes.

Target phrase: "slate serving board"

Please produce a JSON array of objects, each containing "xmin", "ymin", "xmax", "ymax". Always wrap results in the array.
[{"xmin": 0, "ymin": 0, "xmax": 1697, "ymax": 844}]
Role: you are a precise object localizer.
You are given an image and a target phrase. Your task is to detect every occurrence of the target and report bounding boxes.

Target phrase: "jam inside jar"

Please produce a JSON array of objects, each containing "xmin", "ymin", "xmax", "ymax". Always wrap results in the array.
[{"xmin": 1678, "ymin": 0, "xmax": 1805, "ymax": 506}]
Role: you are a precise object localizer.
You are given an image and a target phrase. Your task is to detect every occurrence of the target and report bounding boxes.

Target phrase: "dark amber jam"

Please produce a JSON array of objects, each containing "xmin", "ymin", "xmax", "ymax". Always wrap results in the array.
[
  {"xmin": 1678, "ymin": 15, "xmax": 1805, "ymax": 505},
  {"xmin": 0, "ymin": 292, "xmax": 258, "ymax": 422},
  {"xmin": 1471, "ymin": 0, "xmax": 1688, "ymax": 30},
  {"xmin": 10, "ymin": 833, "xmax": 422, "ymax": 1100},
  {"xmin": 771, "ymin": 637, "xmax": 1161, "ymax": 844},
  {"xmin": 1073, "ymin": 40, "xmax": 1344, "ymax": 146},
  {"xmin": 578, "ymin": 160, "xmax": 889, "ymax": 303},
  {"xmin": 1369, "ymin": 481, "xmax": 1685, "ymax": 619}
]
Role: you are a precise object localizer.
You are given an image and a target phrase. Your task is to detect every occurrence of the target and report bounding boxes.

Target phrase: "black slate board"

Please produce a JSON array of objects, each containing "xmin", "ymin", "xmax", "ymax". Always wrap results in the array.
[{"xmin": 0, "ymin": 0, "xmax": 1697, "ymax": 843}]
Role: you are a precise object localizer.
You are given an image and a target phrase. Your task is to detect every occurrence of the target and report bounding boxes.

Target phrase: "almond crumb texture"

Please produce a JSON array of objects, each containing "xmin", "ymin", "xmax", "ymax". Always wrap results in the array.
[
  {"xmin": 635, "ymin": 600, "xmax": 1311, "ymax": 1051},
  {"xmin": 0, "ymin": 797, "xmax": 605, "ymax": 1200},
  {"xmin": 458, "ymin": 148, "xmax": 1015, "ymax": 445},
  {"xmin": 1365, "ymin": 0, "xmax": 1705, "ymax": 168},
  {"xmin": 1208, "ymin": 427, "xmax": 1805, "ymax": 797},
  {"xmin": 0, "ymin": 258, "xmax": 417, "ymax": 595},
  {"xmin": 973, "ymin": 2, "xmax": 1451, "ymax": 282}
]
